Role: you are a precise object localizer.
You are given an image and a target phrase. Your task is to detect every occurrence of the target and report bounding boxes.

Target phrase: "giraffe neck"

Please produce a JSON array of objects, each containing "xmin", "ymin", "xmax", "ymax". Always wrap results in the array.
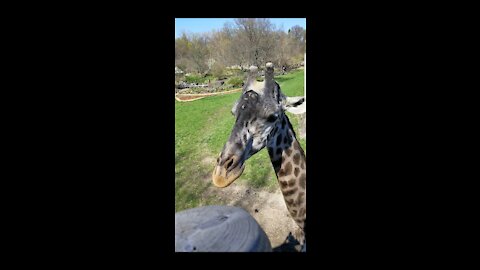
[{"xmin": 267, "ymin": 113, "xmax": 306, "ymax": 230}]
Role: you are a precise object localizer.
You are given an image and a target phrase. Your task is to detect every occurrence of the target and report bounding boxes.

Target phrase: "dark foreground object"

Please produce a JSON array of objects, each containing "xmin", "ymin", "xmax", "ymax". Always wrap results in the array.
[{"xmin": 175, "ymin": 205, "xmax": 272, "ymax": 252}]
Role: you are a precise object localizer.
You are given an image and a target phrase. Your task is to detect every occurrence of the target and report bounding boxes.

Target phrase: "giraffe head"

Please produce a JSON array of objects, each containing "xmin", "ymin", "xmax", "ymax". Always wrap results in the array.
[{"xmin": 212, "ymin": 63, "xmax": 305, "ymax": 187}]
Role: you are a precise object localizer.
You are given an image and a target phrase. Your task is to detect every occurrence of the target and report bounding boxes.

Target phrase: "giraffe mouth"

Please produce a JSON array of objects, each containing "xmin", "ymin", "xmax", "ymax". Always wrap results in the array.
[{"xmin": 212, "ymin": 161, "xmax": 245, "ymax": 188}]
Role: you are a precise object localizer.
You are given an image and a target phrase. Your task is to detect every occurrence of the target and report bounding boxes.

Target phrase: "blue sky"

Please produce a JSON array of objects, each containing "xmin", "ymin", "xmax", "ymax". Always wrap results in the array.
[{"xmin": 175, "ymin": 18, "xmax": 306, "ymax": 38}]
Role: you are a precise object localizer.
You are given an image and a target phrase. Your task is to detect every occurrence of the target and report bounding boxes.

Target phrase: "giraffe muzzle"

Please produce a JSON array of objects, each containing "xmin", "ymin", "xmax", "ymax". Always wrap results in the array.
[{"xmin": 212, "ymin": 155, "xmax": 245, "ymax": 188}]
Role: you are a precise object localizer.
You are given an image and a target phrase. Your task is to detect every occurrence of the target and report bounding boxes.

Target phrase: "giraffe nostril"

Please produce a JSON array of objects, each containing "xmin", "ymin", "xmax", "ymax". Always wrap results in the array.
[{"xmin": 225, "ymin": 158, "xmax": 234, "ymax": 170}]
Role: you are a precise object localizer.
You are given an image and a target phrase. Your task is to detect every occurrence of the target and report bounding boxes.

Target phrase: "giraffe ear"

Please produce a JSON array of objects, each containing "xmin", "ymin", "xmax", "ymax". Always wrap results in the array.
[{"xmin": 282, "ymin": 96, "xmax": 306, "ymax": 114}]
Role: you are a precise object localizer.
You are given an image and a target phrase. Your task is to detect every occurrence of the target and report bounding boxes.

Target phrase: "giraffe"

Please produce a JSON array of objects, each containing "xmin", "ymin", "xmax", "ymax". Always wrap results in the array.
[{"xmin": 211, "ymin": 63, "xmax": 307, "ymax": 247}]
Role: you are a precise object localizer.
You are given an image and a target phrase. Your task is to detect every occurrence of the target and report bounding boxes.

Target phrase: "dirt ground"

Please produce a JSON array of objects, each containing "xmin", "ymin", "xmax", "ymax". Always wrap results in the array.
[
  {"xmin": 201, "ymin": 157, "xmax": 304, "ymax": 251},
  {"xmin": 205, "ymin": 185, "xmax": 304, "ymax": 251}
]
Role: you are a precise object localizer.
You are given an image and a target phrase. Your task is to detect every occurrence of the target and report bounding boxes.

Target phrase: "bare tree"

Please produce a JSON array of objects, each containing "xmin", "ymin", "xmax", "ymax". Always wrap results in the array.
[
  {"xmin": 233, "ymin": 18, "xmax": 276, "ymax": 67},
  {"xmin": 288, "ymin": 25, "xmax": 306, "ymax": 60},
  {"xmin": 289, "ymin": 25, "xmax": 306, "ymax": 43},
  {"xmin": 272, "ymin": 31, "xmax": 292, "ymax": 69},
  {"xmin": 175, "ymin": 32, "xmax": 191, "ymax": 72},
  {"xmin": 175, "ymin": 19, "xmax": 306, "ymax": 75},
  {"xmin": 188, "ymin": 34, "xmax": 209, "ymax": 73},
  {"xmin": 208, "ymin": 30, "xmax": 232, "ymax": 68}
]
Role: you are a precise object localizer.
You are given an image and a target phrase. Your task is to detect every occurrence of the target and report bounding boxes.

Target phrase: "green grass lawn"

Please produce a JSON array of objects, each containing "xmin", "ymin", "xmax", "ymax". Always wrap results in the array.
[{"xmin": 175, "ymin": 69, "xmax": 306, "ymax": 212}]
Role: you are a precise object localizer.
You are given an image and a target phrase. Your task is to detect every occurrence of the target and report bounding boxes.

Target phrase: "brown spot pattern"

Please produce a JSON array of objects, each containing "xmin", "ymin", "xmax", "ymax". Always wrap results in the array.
[
  {"xmin": 299, "ymin": 173, "xmax": 306, "ymax": 189},
  {"xmin": 299, "ymin": 208, "xmax": 305, "ymax": 217},
  {"xmin": 296, "ymin": 192, "xmax": 305, "ymax": 205},
  {"xmin": 283, "ymin": 187, "xmax": 298, "ymax": 197},
  {"xmin": 288, "ymin": 178, "xmax": 296, "ymax": 187},
  {"xmin": 283, "ymin": 162, "xmax": 292, "ymax": 176},
  {"xmin": 293, "ymin": 153, "xmax": 300, "ymax": 165},
  {"xmin": 294, "ymin": 217, "xmax": 305, "ymax": 224},
  {"xmin": 295, "ymin": 141, "xmax": 300, "ymax": 150}
]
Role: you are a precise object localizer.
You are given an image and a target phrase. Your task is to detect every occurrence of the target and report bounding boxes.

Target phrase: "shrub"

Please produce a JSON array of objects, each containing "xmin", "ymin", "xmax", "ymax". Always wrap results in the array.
[
  {"xmin": 226, "ymin": 76, "xmax": 244, "ymax": 88},
  {"xmin": 185, "ymin": 74, "xmax": 204, "ymax": 84},
  {"xmin": 203, "ymin": 75, "xmax": 216, "ymax": 83},
  {"xmin": 211, "ymin": 62, "xmax": 226, "ymax": 79}
]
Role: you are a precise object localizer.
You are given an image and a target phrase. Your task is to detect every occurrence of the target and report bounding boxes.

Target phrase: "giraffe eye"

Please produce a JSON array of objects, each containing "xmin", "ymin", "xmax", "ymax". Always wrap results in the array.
[{"xmin": 266, "ymin": 114, "xmax": 278, "ymax": 122}]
